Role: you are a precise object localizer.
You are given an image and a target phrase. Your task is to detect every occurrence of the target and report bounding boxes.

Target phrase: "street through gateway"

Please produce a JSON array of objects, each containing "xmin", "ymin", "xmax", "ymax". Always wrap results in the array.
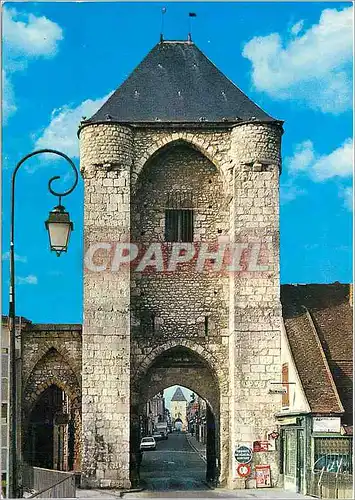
[{"xmin": 77, "ymin": 432, "xmax": 312, "ymax": 498}]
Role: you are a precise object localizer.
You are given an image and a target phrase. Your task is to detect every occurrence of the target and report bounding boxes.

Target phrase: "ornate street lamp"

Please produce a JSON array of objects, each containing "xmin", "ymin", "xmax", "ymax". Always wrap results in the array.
[
  {"xmin": 8, "ymin": 149, "xmax": 78, "ymax": 498},
  {"xmin": 45, "ymin": 205, "xmax": 74, "ymax": 256}
]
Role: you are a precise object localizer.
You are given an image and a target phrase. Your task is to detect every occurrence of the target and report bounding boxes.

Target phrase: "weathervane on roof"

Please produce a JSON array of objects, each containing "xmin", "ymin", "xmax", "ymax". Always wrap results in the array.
[
  {"xmin": 188, "ymin": 12, "xmax": 197, "ymax": 42},
  {"xmin": 160, "ymin": 7, "xmax": 166, "ymax": 43}
]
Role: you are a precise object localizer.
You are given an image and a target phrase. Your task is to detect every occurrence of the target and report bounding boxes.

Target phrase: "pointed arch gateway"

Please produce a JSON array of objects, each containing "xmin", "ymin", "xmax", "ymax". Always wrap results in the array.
[
  {"xmin": 23, "ymin": 347, "xmax": 81, "ymax": 472},
  {"xmin": 131, "ymin": 342, "xmax": 229, "ymax": 488},
  {"xmin": 130, "ymin": 136, "xmax": 231, "ymax": 489}
]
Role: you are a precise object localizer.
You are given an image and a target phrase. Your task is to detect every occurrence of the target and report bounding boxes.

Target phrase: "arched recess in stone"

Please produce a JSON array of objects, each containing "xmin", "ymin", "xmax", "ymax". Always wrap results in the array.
[
  {"xmin": 131, "ymin": 341, "xmax": 229, "ymax": 486},
  {"xmin": 136, "ymin": 347, "xmax": 219, "ymax": 416},
  {"xmin": 132, "ymin": 339, "xmax": 227, "ymax": 388},
  {"xmin": 23, "ymin": 341, "xmax": 81, "ymax": 389},
  {"xmin": 133, "ymin": 136, "xmax": 229, "ymax": 194},
  {"xmin": 23, "ymin": 347, "xmax": 82, "ymax": 471},
  {"xmin": 130, "ymin": 139, "xmax": 230, "ymax": 340},
  {"xmin": 132, "ymin": 139, "xmax": 228, "ymax": 226}
]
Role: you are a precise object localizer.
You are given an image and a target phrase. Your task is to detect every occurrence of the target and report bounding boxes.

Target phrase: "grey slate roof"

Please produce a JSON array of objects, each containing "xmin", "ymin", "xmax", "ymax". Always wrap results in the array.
[
  {"xmin": 171, "ymin": 387, "xmax": 187, "ymax": 402},
  {"xmin": 86, "ymin": 40, "xmax": 279, "ymax": 125}
]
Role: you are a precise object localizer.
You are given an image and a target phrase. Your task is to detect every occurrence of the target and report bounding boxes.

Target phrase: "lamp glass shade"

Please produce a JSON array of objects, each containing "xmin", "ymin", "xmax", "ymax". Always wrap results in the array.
[{"xmin": 45, "ymin": 205, "xmax": 74, "ymax": 255}]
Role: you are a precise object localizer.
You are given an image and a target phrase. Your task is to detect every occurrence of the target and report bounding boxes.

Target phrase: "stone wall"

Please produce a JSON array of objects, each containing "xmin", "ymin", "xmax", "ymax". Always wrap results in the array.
[
  {"xmin": 80, "ymin": 124, "xmax": 133, "ymax": 488},
  {"xmin": 228, "ymin": 123, "xmax": 282, "ymax": 487},
  {"xmin": 79, "ymin": 121, "xmax": 283, "ymax": 488},
  {"xmin": 131, "ymin": 142, "xmax": 229, "ymax": 339},
  {"xmin": 21, "ymin": 323, "xmax": 82, "ymax": 470}
]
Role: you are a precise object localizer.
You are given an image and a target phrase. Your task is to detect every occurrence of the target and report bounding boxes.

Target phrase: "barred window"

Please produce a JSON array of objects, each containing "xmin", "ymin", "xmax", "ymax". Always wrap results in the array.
[{"xmin": 165, "ymin": 209, "xmax": 194, "ymax": 242}]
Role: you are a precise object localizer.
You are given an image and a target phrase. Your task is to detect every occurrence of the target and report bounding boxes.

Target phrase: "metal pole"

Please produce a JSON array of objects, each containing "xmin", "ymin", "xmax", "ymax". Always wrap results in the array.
[
  {"xmin": 9, "ymin": 156, "xmax": 18, "ymax": 499},
  {"xmin": 8, "ymin": 149, "xmax": 78, "ymax": 498}
]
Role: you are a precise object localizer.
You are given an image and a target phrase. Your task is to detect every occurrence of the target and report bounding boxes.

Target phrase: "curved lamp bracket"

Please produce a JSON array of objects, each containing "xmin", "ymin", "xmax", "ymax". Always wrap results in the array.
[{"xmin": 13, "ymin": 148, "xmax": 78, "ymax": 205}]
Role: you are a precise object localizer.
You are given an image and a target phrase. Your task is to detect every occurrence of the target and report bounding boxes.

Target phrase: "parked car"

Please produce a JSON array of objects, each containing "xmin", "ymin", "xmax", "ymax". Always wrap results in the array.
[
  {"xmin": 140, "ymin": 437, "xmax": 156, "ymax": 451},
  {"xmin": 153, "ymin": 431, "xmax": 163, "ymax": 441},
  {"xmin": 155, "ymin": 422, "xmax": 169, "ymax": 440}
]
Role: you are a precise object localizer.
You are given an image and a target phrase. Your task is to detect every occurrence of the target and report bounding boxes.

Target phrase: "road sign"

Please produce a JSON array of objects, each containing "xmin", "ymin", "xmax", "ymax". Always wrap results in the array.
[
  {"xmin": 237, "ymin": 463, "xmax": 251, "ymax": 478},
  {"xmin": 268, "ymin": 388, "xmax": 287, "ymax": 394},
  {"xmin": 234, "ymin": 445, "xmax": 252, "ymax": 464}
]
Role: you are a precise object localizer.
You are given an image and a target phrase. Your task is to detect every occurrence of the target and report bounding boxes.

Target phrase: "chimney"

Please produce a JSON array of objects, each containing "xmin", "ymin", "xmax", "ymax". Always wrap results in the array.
[{"xmin": 350, "ymin": 284, "xmax": 353, "ymax": 307}]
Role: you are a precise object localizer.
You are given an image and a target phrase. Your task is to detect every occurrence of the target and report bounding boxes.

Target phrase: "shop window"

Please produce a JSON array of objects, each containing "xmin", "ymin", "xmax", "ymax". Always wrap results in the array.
[
  {"xmin": 1, "ymin": 472, "xmax": 7, "ymax": 497},
  {"xmin": 285, "ymin": 429, "xmax": 297, "ymax": 476}
]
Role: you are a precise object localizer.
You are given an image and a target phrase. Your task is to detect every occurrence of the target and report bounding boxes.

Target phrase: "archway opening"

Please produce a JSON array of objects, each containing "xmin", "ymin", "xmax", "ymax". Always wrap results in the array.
[
  {"xmin": 131, "ymin": 346, "xmax": 220, "ymax": 491},
  {"xmin": 24, "ymin": 384, "xmax": 75, "ymax": 471}
]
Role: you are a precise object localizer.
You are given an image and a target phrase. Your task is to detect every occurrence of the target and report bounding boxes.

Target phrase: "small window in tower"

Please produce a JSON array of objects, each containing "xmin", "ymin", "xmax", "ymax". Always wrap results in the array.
[{"xmin": 165, "ymin": 209, "xmax": 194, "ymax": 242}]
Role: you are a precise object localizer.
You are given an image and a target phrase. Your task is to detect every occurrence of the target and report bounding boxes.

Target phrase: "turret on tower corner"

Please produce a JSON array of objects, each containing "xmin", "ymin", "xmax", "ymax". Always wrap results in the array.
[{"xmin": 79, "ymin": 38, "xmax": 283, "ymax": 490}]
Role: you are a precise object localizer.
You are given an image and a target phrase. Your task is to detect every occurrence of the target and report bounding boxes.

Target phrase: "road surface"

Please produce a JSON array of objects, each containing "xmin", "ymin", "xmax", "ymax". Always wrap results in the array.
[
  {"xmin": 77, "ymin": 432, "xmax": 312, "ymax": 498},
  {"xmin": 140, "ymin": 431, "xmax": 206, "ymax": 491}
]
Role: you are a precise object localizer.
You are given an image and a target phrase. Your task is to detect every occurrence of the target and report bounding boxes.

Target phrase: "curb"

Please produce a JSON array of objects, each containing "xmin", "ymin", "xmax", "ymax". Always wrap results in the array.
[
  {"xmin": 78, "ymin": 487, "xmax": 145, "ymax": 498},
  {"xmin": 202, "ymin": 480, "xmax": 215, "ymax": 490},
  {"xmin": 186, "ymin": 434, "xmax": 207, "ymax": 464},
  {"xmin": 120, "ymin": 488, "xmax": 145, "ymax": 497}
]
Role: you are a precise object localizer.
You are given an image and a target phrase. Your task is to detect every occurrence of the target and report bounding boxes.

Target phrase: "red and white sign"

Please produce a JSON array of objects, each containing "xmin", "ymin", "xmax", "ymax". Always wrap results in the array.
[
  {"xmin": 237, "ymin": 463, "xmax": 251, "ymax": 478},
  {"xmin": 253, "ymin": 441, "xmax": 270, "ymax": 452},
  {"xmin": 255, "ymin": 465, "xmax": 271, "ymax": 488}
]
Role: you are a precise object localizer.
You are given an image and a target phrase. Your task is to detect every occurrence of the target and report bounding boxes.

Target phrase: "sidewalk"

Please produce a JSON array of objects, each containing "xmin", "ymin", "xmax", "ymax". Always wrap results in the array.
[{"xmin": 186, "ymin": 432, "xmax": 207, "ymax": 462}]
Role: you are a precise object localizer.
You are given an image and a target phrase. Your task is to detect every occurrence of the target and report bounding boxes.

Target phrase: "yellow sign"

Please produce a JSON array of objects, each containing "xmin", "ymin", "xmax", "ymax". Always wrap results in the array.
[{"xmin": 277, "ymin": 416, "xmax": 298, "ymax": 425}]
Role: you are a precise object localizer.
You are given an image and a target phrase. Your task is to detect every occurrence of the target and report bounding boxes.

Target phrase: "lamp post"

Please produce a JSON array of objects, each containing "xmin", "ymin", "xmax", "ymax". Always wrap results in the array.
[{"xmin": 8, "ymin": 149, "xmax": 78, "ymax": 498}]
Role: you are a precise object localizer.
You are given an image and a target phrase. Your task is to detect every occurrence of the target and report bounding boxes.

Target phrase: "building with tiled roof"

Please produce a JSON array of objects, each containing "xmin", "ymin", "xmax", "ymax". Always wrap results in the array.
[
  {"xmin": 281, "ymin": 283, "xmax": 352, "ymax": 420},
  {"xmin": 278, "ymin": 283, "xmax": 353, "ymax": 494}
]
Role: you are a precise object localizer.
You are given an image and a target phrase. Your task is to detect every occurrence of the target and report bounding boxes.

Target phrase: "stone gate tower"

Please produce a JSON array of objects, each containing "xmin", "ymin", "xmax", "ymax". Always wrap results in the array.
[{"xmin": 79, "ymin": 39, "xmax": 283, "ymax": 489}]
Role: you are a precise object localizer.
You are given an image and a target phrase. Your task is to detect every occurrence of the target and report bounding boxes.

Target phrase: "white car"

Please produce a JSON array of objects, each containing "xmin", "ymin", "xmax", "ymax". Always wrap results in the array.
[{"xmin": 140, "ymin": 436, "xmax": 156, "ymax": 451}]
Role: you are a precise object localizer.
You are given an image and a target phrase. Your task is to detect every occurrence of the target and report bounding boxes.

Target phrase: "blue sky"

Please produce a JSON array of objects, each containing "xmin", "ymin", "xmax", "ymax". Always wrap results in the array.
[{"xmin": 2, "ymin": 2, "xmax": 353, "ymax": 324}]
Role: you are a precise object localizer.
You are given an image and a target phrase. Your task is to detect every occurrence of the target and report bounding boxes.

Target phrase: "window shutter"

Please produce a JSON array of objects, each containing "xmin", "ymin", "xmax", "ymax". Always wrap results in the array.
[{"xmin": 282, "ymin": 363, "xmax": 289, "ymax": 408}]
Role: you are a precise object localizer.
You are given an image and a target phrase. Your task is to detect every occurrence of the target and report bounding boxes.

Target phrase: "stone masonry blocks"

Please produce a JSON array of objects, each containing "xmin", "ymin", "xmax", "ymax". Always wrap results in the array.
[{"xmin": 79, "ymin": 120, "xmax": 283, "ymax": 489}]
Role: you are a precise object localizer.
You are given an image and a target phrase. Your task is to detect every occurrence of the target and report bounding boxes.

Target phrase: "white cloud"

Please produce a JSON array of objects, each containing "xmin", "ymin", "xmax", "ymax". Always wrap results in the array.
[
  {"xmin": 340, "ymin": 186, "xmax": 353, "ymax": 211},
  {"xmin": 283, "ymin": 139, "xmax": 353, "ymax": 209},
  {"xmin": 2, "ymin": 252, "xmax": 28, "ymax": 263},
  {"xmin": 3, "ymin": 8, "xmax": 63, "ymax": 57},
  {"xmin": 17, "ymin": 274, "xmax": 38, "ymax": 285},
  {"xmin": 3, "ymin": 7, "xmax": 63, "ymax": 124},
  {"xmin": 2, "ymin": 70, "xmax": 17, "ymax": 124},
  {"xmin": 288, "ymin": 140, "xmax": 314, "ymax": 174},
  {"xmin": 312, "ymin": 139, "xmax": 353, "ymax": 181},
  {"xmin": 290, "ymin": 20, "xmax": 304, "ymax": 37},
  {"xmin": 242, "ymin": 6, "xmax": 353, "ymax": 113},
  {"xmin": 288, "ymin": 138, "xmax": 353, "ymax": 181},
  {"xmin": 35, "ymin": 93, "xmax": 113, "ymax": 158},
  {"xmin": 280, "ymin": 179, "xmax": 306, "ymax": 205}
]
